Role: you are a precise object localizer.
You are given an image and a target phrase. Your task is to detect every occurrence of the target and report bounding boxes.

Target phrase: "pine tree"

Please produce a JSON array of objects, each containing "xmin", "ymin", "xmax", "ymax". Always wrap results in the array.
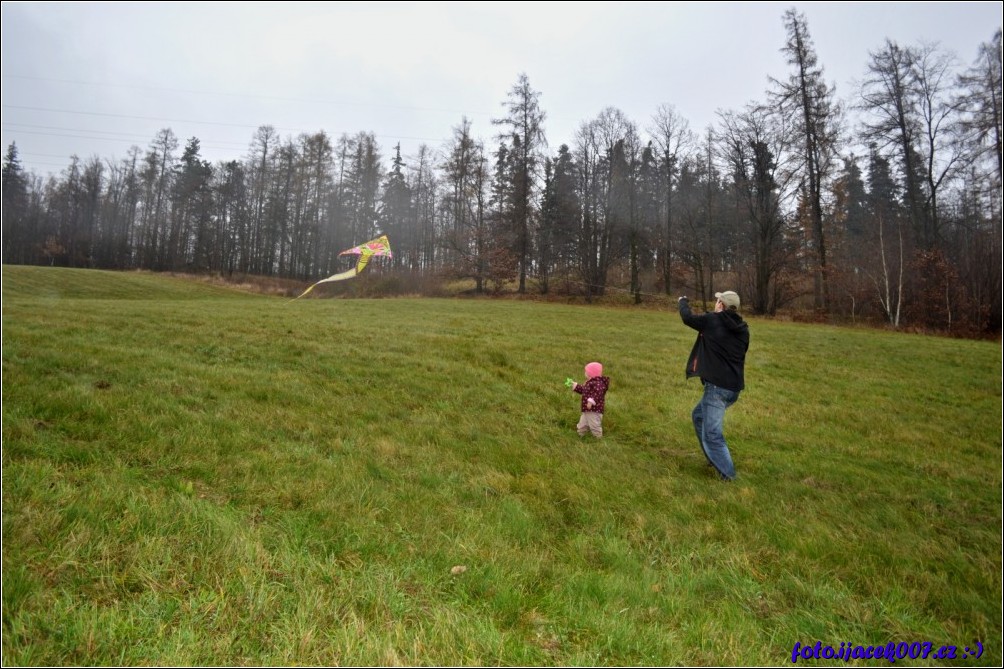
[
  {"xmin": 2, "ymin": 143, "xmax": 29, "ymax": 264},
  {"xmin": 493, "ymin": 73, "xmax": 546, "ymax": 293},
  {"xmin": 380, "ymin": 143, "xmax": 412, "ymax": 271}
]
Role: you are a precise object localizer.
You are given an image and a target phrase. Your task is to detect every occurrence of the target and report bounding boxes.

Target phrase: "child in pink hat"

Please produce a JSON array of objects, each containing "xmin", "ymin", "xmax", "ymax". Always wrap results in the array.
[{"xmin": 569, "ymin": 361, "xmax": 610, "ymax": 438}]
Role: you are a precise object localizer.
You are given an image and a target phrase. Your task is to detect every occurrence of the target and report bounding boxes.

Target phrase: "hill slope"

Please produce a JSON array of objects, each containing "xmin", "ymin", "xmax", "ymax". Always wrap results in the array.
[{"xmin": 3, "ymin": 265, "xmax": 1001, "ymax": 665}]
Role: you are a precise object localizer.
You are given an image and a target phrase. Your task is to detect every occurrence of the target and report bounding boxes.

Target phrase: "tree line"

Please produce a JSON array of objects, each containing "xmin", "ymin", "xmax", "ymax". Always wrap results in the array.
[{"xmin": 3, "ymin": 12, "xmax": 1000, "ymax": 335}]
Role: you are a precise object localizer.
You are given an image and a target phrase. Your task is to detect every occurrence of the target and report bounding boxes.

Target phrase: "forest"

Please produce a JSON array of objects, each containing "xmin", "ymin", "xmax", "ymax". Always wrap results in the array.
[{"xmin": 2, "ymin": 12, "xmax": 1001, "ymax": 336}]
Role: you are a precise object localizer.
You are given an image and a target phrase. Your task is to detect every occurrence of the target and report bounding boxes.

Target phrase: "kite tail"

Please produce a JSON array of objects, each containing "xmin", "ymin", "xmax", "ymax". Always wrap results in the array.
[
  {"xmin": 290, "ymin": 266, "xmax": 359, "ymax": 300},
  {"xmin": 292, "ymin": 283, "xmax": 319, "ymax": 301}
]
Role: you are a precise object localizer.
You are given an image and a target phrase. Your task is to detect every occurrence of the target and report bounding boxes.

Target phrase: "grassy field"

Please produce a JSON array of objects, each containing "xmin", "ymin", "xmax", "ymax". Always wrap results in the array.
[{"xmin": 2, "ymin": 265, "xmax": 1001, "ymax": 666}]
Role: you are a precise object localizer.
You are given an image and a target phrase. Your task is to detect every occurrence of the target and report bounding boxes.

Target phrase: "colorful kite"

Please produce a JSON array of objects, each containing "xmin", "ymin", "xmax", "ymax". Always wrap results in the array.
[{"xmin": 293, "ymin": 234, "xmax": 393, "ymax": 299}]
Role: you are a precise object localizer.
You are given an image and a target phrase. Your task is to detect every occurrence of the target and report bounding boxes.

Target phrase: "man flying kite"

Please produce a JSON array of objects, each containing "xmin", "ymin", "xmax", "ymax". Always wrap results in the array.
[{"xmin": 293, "ymin": 234, "xmax": 393, "ymax": 299}]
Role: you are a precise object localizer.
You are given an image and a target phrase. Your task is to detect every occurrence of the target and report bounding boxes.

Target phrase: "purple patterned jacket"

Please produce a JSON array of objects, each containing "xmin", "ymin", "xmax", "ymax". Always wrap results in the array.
[{"xmin": 574, "ymin": 376, "xmax": 610, "ymax": 413}]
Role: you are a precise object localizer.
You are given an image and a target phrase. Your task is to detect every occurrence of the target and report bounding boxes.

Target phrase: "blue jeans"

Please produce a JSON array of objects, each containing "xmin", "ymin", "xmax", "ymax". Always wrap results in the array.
[{"xmin": 692, "ymin": 382, "xmax": 739, "ymax": 480}]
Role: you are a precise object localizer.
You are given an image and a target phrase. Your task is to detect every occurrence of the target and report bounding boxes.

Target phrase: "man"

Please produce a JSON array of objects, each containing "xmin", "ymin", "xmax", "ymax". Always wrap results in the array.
[{"xmin": 678, "ymin": 291, "xmax": 750, "ymax": 481}]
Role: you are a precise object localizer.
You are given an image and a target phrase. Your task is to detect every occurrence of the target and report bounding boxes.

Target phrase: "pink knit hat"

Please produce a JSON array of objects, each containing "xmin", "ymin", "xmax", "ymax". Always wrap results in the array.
[{"xmin": 585, "ymin": 362, "xmax": 603, "ymax": 378}]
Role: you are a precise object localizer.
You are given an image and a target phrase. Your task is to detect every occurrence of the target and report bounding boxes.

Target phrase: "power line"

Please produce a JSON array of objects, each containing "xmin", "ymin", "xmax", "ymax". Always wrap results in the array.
[
  {"xmin": 2, "ymin": 104, "xmax": 297, "ymax": 131},
  {"xmin": 4, "ymin": 122, "xmax": 225, "ymax": 143},
  {"xmin": 1, "ymin": 109, "xmax": 451, "ymax": 175},
  {"xmin": 1, "ymin": 73, "xmax": 496, "ymax": 118},
  {"xmin": 15, "ymin": 160, "xmax": 69, "ymax": 169},
  {"xmin": 2, "ymin": 105, "xmax": 447, "ymax": 144},
  {"xmin": 1, "ymin": 74, "xmax": 481, "ymax": 173},
  {"xmin": 2, "ymin": 123, "xmax": 249, "ymax": 149},
  {"xmin": 6, "ymin": 151, "xmax": 77, "ymax": 159}
]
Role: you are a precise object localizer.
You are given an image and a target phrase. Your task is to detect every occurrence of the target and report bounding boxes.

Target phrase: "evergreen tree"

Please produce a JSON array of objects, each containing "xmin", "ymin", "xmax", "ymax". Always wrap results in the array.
[
  {"xmin": 537, "ymin": 144, "xmax": 582, "ymax": 293},
  {"xmin": 636, "ymin": 142, "xmax": 662, "ymax": 297},
  {"xmin": 170, "ymin": 137, "xmax": 213, "ymax": 270},
  {"xmin": 550, "ymin": 144, "xmax": 580, "ymax": 283},
  {"xmin": 380, "ymin": 143, "xmax": 413, "ymax": 271},
  {"xmin": 442, "ymin": 118, "xmax": 479, "ymax": 275},
  {"xmin": 537, "ymin": 157, "xmax": 557, "ymax": 294},
  {"xmin": 718, "ymin": 108, "xmax": 794, "ymax": 315},
  {"xmin": 2, "ymin": 143, "xmax": 29, "ymax": 264},
  {"xmin": 835, "ymin": 156, "xmax": 869, "ymax": 240},
  {"xmin": 864, "ymin": 145, "xmax": 908, "ymax": 326},
  {"xmin": 493, "ymin": 73, "xmax": 546, "ymax": 293},
  {"xmin": 486, "ymin": 140, "xmax": 518, "ymax": 292},
  {"xmin": 212, "ymin": 160, "xmax": 248, "ymax": 274}
]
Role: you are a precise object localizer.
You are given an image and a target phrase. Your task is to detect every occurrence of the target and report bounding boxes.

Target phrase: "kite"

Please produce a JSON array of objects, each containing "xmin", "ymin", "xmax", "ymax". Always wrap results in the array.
[{"xmin": 293, "ymin": 234, "xmax": 393, "ymax": 299}]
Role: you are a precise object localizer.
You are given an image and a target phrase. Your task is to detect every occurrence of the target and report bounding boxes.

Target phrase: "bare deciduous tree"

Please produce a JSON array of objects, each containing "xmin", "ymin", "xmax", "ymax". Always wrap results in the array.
[
  {"xmin": 648, "ymin": 104, "xmax": 694, "ymax": 295},
  {"xmin": 771, "ymin": 8, "xmax": 842, "ymax": 311}
]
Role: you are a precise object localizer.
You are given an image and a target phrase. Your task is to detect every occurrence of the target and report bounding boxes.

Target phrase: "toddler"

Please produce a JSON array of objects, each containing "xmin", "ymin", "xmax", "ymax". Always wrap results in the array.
[{"xmin": 570, "ymin": 361, "xmax": 610, "ymax": 438}]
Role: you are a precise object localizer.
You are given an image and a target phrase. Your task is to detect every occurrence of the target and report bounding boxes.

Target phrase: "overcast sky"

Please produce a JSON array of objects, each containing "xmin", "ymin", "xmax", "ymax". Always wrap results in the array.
[{"xmin": 2, "ymin": 1, "xmax": 1000, "ymax": 177}]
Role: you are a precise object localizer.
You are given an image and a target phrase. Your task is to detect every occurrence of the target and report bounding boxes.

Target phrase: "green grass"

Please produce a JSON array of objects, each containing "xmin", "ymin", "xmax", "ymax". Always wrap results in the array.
[{"xmin": 2, "ymin": 265, "xmax": 1001, "ymax": 666}]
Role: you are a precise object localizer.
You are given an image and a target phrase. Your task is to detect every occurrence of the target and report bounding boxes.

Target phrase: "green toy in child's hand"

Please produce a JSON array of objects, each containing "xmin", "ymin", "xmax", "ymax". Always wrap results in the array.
[{"xmin": 565, "ymin": 377, "xmax": 575, "ymax": 388}]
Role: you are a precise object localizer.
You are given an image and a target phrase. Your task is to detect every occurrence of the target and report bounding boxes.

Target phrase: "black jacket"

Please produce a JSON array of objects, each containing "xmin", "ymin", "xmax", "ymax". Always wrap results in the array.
[{"xmin": 679, "ymin": 298, "xmax": 750, "ymax": 392}]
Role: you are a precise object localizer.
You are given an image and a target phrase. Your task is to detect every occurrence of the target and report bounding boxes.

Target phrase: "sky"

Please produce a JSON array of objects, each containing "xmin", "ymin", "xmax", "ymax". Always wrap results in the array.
[{"xmin": 1, "ymin": 1, "xmax": 1000, "ymax": 178}]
